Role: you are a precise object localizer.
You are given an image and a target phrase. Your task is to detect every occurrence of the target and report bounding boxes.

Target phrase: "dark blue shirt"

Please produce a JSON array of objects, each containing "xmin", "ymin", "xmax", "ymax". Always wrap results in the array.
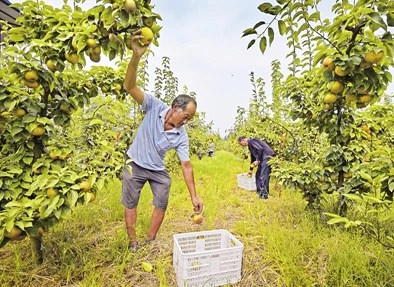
[{"xmin": 248, "ymin": 138, "xmax": 275, "ymax": 163}]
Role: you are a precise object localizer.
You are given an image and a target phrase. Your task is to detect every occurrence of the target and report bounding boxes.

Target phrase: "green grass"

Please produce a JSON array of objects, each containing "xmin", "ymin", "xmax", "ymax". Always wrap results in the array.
[{"xmin": 1, "ymin": 150, "xmax": 393, "ymax": 286}]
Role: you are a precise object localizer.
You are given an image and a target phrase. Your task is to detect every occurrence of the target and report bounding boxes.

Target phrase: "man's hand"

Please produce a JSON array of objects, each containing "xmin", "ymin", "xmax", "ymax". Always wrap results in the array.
[
  {"xmin": 252, "ymin": 161, "xmax": 260, "ymax": 167},
  {"xmin": 129, "ymin": 30, "xmax": 150, "ymax": 57},
  {"xmin": 192, "ymin": 197, "xmax": 203, "ymax": 214}
]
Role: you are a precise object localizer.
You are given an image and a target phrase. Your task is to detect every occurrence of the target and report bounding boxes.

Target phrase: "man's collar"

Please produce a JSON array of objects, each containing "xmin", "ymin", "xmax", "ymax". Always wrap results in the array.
[{"xmin": 159, "ymin": 107, "xmax": 181, "ymax": 134}]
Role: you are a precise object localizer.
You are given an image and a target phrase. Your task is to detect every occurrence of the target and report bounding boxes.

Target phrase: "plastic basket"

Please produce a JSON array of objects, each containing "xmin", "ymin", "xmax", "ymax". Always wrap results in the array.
[
  {"xmin": 173, "ymin": 229, "xmax": 243, "ymax": 287},
  {"xmin": 236, "ymin": 173, "xmax": 256, "ymax": 191}
]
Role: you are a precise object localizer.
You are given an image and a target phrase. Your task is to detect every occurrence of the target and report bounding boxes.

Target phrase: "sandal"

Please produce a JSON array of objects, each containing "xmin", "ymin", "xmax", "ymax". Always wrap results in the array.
[{"xmin": 128, "ymin": 242, "xmax": 140, "ymax": 253}]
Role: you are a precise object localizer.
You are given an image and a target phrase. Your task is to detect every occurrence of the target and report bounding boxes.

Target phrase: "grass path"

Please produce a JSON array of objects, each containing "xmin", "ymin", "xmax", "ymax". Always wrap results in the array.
[{"xmin": 1, "ymin": 150, "xmax": 393, "ymax": 286}]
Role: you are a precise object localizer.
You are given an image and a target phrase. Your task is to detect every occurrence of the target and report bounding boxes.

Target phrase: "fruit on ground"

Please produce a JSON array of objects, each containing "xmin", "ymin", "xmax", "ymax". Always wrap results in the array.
[
  {"xmin": 31, "ymin": 126, "xmax": 45, "ymax": 136},
  {"xmin": 364, "ymin": 50, "xmax": 384, "ymax": 64},
  {"xmin": 47, "ymin": 187, "xmax": 57, "ymax": 198},
  {"xmin": 330, "ymin": 81, "xmax": 344, "ymax": 94},
  {"xmin": 192, "ymin": 214, "xmax": 203, "ymax": 224},
  {"xmin": 80, "ymin": 181, "xmax": 91, "ymax": 191},
  {"xmin": 322, "ymin": 56, "xmax": 335, "ymax": 71},
  {"xmin": 140, "ymin": 27, "xmax": 154, "ymax": 45},
  {"xmin": 141, "ymin": 262, "xmax": 153, "ymax": 272},
  {"xmin": 65, "ymin": 53, "xmax": 79, "ymax": 64},
  {"xmin": 334, "ymin": 66, "xmax": 350, "ymax": 77},
  {"xmin": 324, "ymin": 93, "xmax": 337, "ymax": 104},
  {"xmin": 124, "ymin": 0, "xmax": 137, "ymax": 14},
  {"xmin": 4, "ymin": 227, "xmax": 23, "ymax": 239}
]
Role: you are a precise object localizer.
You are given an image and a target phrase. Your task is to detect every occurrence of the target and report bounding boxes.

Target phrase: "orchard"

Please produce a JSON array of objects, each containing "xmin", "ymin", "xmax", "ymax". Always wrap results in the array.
[{"xmin": 1, "ymin": 0, "xmax": 394, "ymax": 286}]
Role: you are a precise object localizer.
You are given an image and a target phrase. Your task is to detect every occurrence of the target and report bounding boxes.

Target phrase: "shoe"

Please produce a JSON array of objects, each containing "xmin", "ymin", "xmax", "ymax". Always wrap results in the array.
[
  {"xmin": 259, "ymin": 194, "xmax": 268, "ymax": 199},
  {"xmin": 128, "ymin": 242, "xmax": 140, "ymax": 253}
]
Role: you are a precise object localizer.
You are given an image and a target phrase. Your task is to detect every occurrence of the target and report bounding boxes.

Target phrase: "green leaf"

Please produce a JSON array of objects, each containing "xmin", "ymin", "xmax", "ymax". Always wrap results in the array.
[
  {"xmin": 253, "ymin": 21, "xmax": 266, "ymax": 30},
  {"xmin": 89, "ymin": 119, "xmax": 104, "ymax": 126},
  {"xmin": 268, "ymin": 27, "xmax": 274, "ymax": 46},
  {"xmin": 247, "ymin": 39, "xmax": 256, "ymax": 50},
  {"xmin": 389, "ymin": 182, "xmax": 394, "ymax": 192},
  {"xmin": 387, "ymin": 13, "xmax": 394, "ymax": 27},
  {"xmin": 278, "ymin": 20, "xmax": 286, "ymax": 36},
  {"xmin": 343, "ymin": 193, "xmax": 363, "ymax": 202},
  {"xmin": 359, "ymin": 171, "xmax": 372, "ymax": 183},
  {"xmin": 368, "ymin": 12, "xmax": 387, "ymax": 30},
  {"xmin": 258, "ymin": 2, "xmax": 273, "ymax": 13},
  {"xmin": 242, "ymin": 28, "xmax": 257, "ymax": 37},
  {"xmin": 259, "ymin": 37, "xmax": 267, "ymax": 54},
  {"xmin": 327, "ymin": 217, "xmax": 349, "ymax": 225}
]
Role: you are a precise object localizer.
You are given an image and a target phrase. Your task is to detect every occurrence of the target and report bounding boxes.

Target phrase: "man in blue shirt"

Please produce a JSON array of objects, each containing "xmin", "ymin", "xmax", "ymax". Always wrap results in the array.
[
  {"xmin": 122, "ymin": 30, "xmax": 203, "ymax": 252},
  {"xmin": 238, "ymin": 136, "xmax": 275, "ymax": 199}
]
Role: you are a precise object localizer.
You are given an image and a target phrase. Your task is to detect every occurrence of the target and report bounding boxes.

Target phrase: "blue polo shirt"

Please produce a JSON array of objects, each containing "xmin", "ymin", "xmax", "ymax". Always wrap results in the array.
[{"xmin": 126, "ymin": 93, "xmax": 190, "ymax": 171}]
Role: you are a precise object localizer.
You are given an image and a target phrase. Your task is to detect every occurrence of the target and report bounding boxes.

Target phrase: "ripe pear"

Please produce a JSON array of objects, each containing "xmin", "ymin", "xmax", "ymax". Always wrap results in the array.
[
  {"xmin": 23, "ymin": 79, "xmax": 39, "ymax": 89},
  {"xmin": 112, "ymin": 3, "xmax": 119, "ymax": 9},
  {"xmin": 334, "ymin": 66, "xmax": 350, "ymax": 77},
  {"xmin": 359, "ymin": 94, "xmax": 372, "ymax": 104},
  {"xmin": 87, "ymin": 192, "xmax": 96, "ymax": 202},
  {"xmin": 91, "ymin": 46, "xmax": 101, "ymax": 55},
  {"xmin": 330, "ymin": 81, "xmax": 344, "ymax": 94},
  {"xmin": 114, "ymin": 83, "xmax": 122, "ymax": 91},
  {"xmin": 31, "ymin": 126, "xmax": 45, "ymax": 136},
  {"xmin": 141, "ymin": 262, "xmax": 153, "ymax": 272},
  {"xmin": 192, "ymin": 214, "xmax": 203, "ymax": 224},
  {"xmin": 140, "ymin": 27, "xmax": 154, "ymax": 45},
  {"xmin": 322, "ymin": 56, "xmax": 335, "ymax": 71},
  {"xmin": 345, "ymin": 93, "xmax": 357, "ymax": 103},
  {"xmin": 80, "ymin": 181, "xmax": 91, "ymax": 191},
  {"xmin": 24, "ymin": 70, "xmax": 38, "ymax": 81},
  {"xmin": 324, "ymin": 93, "xmax": 337, "ymax": 104},
  {"xmin": 4, "ymin": 227, "xmax": 23, "ymax": 239},
  {"xmin": 14, "ymin": 108, "xmax": 26, "ymax": 117},
  {"xmin": 46, "ymin": 59, "xmax": 57, "ymax": 72},
  {"xmin": 47, "ymin": 187, "xmax": 57, "ymax": 198},
  {"xmin": 364, "ymin": 50, "xmax": 384, "ymax": 64},
  {"xmin": 87, "ymin": 38, "xmax": 96, "ymax": 48},
  {"xmin": 89, "ymin": 53, "xmax": 101, "ymax": 63},
  {"xmin": 65, "ymin": 53, "xmax": 79, "ymax": 64},
  {"xmin": 124, "ymin": 0, "xmax": 137, "ymax": 14}
]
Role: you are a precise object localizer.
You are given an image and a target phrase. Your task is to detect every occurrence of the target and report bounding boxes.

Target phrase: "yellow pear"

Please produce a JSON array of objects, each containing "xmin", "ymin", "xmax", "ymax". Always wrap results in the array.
[
  {"xmin": 124, "ymin": 0, "xmax": 137, "ymax": 14},
  {"xmin": 91, "ymin": 46, "xmax": 101, "ymax": 55},
  {"xmin": 65, "ymin": 53, "xmax": 79, "ymax": 64},
  {"xmin": 80, "ymin": 181, "xmax": 91, "ymax": 191},
  {"xmin": 345, "ymin": 93, "xmax": 357, "ymax": 103},
  {"xmin": 141, "ymin": 262, "xmax": 153, "ymax": 272},
  {"xmin": 46, "ymin": 59, "xmax": 57, "ymax": 72},
  {"xmin": 330, "ymin": 81, "xmax": 344, "ymax": 94},
  {"xmin": 365, "ymin": 50, "xmax": 384, "ymax": 64},
  {"xmin": 322, "ymin": 56, "xmax": 335, "ymax": 72},
  {"xmin": 143, "ymin": 17, "xmax": 154, "ymax": 28},
  {"xmin": 334, "ymin": 66, "xmax": 350, "ymax": 77},
  {"xmin": 24, "ymin": 70, "xmax": 38, "ymax": 81},
  {"xmin": 47, "ymin": 187, "xmax": 57, "ymax": 198},
  {"xmin": 31, "ymin": 126, "xmax": 45, "ymax": 136},
  {"xmin": 324, "ymin": 93, "xmax": 337, "ymax": 104},
  {"xmin": 89, "ymin": 53, "xmax": 101, "ymax": 63},
  {"xmin": 140, "ymin": 27, "xmax": 154, "ymax": 45},
  {"xmin": 86, "ymin": 38, "xmax": 96, "ymax": 48},
  {"xmin": 14, "ymin": 108, "xmax": 26, "ymax": 117},
  {"xmin": 4, "ymin": 227, "xmax": 23, "ymax": 239},
  {"xmin": 359, "ymin": 94, "xmax": 372, "ymax": 104},
  {"xmin": 23, "ymin": 79, "xmax": 39, "ymax": 89}
]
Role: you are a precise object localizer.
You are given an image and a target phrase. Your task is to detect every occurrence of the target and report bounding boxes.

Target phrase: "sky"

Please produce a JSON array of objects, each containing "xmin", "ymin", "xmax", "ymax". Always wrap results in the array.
[{"xmin": 9, "ymin": 0, "xmax": 394, "ymax": 136}]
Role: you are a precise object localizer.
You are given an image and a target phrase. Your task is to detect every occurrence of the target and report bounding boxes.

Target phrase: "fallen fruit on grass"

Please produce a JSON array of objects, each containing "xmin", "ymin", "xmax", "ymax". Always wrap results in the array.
[
  {"xmin": 192, "ymin": 214, "xmax": 203, "ymax": 224},
  {"xmin": 141, "ymin": 262, "xmax": 153, "ymax": 272}
]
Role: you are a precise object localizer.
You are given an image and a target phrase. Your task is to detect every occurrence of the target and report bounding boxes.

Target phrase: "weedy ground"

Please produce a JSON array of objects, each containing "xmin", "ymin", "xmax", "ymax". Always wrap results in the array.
[{"xmin": 1, "ymin": 150, "xmax": 393, "ymax": 287}]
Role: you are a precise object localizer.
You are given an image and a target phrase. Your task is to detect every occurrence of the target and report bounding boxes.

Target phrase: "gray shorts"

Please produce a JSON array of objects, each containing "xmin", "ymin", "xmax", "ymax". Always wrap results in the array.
[{"xmin": 121, "ymin": 161, "xmax": 172, "ymax": 210}]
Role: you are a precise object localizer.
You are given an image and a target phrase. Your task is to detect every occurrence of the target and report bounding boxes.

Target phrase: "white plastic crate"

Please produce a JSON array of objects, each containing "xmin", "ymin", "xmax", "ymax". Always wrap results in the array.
[
  {"xmin": 173, "ymin": 229, "xmax": 244, "ymax": 287},
  {"xmin": 236, "ymin": 173, "xmax": 256, "ymax": 191}
]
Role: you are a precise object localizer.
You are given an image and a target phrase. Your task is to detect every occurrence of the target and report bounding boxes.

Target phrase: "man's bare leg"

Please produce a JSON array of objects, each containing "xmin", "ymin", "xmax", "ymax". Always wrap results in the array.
[{"xmin": 147, "ymin": 208, "xmax": 165, "ymax": 241}]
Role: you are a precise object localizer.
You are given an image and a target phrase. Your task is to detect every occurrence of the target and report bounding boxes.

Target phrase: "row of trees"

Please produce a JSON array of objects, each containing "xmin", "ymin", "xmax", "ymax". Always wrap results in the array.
[
  {"xmin": 233, "ymin": 0, "xmax": 394, "ymax": 248},
  {"xmin": 0, "ymin": 0, "xmax": 217, "ymax": 262}
]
